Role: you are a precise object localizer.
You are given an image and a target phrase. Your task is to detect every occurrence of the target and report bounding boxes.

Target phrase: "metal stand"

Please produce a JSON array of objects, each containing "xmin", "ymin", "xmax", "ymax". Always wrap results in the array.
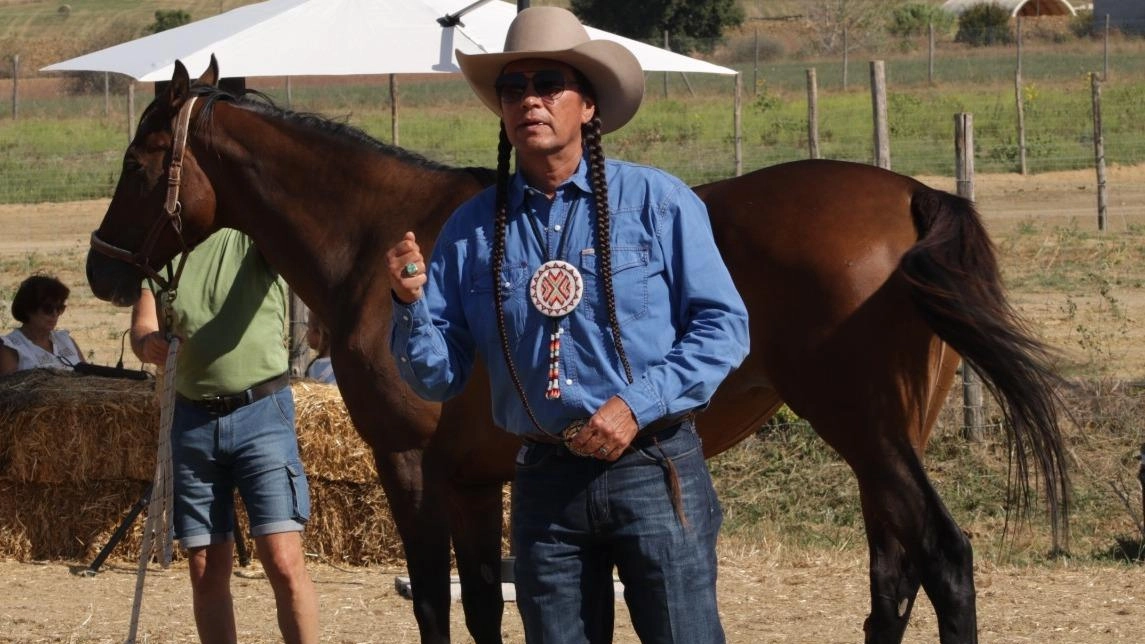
[
  {"xmin": 78, "ymin": 483, "xmax": 253, "ymax": 575},
  {"xmin": 79, "ymin": 483, "xmax": 153, "ymax": 576}
]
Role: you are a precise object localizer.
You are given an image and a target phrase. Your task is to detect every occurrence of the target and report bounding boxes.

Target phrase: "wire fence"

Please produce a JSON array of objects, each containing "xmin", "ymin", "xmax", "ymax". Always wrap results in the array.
[{"xmin": 2, "ymin": 18, "xmax": 1145, "ymax": 203}]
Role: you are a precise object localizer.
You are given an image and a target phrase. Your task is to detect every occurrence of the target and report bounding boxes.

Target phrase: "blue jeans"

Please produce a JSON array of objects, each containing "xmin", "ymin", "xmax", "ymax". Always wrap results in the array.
[
  {"xmin": 172, "ymin": 386, "xmax": 310, "ymax": 548},
  {"xmin": 512, "ymin": 420, "xmax": 725, "ymax": 643}
]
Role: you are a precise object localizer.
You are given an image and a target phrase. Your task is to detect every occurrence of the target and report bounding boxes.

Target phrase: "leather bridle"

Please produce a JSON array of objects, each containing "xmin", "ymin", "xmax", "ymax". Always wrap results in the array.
[{"xmin": 90, "ymin": 95, "xmax": 200, "ymax": 294}]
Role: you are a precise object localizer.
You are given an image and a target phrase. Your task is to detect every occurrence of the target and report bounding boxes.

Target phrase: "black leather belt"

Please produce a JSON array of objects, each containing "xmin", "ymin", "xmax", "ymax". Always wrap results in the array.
[
  {"xmin": 522, "ymin": 412, "xmax": 695, "ymax": 447},
  {"xmin": 177, "ymin": 372, "xmax": 290, "ymax": 416}
]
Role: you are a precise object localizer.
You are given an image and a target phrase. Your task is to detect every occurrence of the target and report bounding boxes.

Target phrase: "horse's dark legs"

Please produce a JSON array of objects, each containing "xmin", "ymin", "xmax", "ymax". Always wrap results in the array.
[
  {"xmin": 861, "ymin": 505, "xmax": 921, "ymax": 644},
  {"xmin": 854, "ymin": 452, "xmax": 978, "ymax": 644},
  {"xmin": 449, "ymin": 481, "xmax": 507, "ymax": 644},
  {"xmin": 375, "ymin": 450, "xmax": 454, "ymax": 644}
]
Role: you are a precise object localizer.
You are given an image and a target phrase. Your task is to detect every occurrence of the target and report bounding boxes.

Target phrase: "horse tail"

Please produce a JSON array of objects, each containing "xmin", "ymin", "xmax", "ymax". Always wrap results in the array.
[{"xmin": 900, "ymin": 187, "xmax": 1070, "ymax": 552}]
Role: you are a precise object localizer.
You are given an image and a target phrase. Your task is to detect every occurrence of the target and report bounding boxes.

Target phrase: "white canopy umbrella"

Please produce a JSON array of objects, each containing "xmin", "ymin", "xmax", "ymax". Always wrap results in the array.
[{"xmin": 41, "ymin": 0, "xmax": 736, "ymax": 80}]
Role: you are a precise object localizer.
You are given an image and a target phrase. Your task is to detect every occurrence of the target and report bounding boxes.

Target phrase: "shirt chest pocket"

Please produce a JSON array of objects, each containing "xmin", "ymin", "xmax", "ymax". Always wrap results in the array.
[
  {"xmin": 465, "ymin": 257, "xmax": 530, "ymax": 338},
  {"xmin": 578, "ymin": 246, "xmax": 650, "ymax": 325}
]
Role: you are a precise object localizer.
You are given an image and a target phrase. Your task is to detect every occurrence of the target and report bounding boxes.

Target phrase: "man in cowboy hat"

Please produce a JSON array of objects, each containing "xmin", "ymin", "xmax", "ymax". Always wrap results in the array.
[{"xmin": 385, "ymin": 6, "xmax": 748, "ymax": 642}]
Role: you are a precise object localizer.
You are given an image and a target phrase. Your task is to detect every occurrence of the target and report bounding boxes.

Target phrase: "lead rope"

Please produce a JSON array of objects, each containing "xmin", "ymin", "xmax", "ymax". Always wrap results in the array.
[{"xmin": 126, "ymin": 333, "xmax": 179, "ymax": 642}]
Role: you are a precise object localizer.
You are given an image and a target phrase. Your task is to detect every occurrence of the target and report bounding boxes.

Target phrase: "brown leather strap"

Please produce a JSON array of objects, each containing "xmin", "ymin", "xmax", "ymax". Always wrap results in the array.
[
  {"xmin": 520, "ymin": 411, "xmax": 695, "ymax": 446},
  {"xmin": 177, "ymin": 372, "xmax": 290, "ymax": 415}
]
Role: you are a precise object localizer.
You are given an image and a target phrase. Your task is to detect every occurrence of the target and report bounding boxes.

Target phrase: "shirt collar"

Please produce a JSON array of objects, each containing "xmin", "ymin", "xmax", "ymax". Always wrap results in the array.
[{"xmin": 508, "ymin": 155, "xmax": 593, "ymax": 212}]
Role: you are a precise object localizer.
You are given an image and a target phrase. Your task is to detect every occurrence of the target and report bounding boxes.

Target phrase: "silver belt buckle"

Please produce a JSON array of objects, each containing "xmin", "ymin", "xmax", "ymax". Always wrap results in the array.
[{"xmin": 561, "ymin": 419, "xmax": 592, "ymax": 457}]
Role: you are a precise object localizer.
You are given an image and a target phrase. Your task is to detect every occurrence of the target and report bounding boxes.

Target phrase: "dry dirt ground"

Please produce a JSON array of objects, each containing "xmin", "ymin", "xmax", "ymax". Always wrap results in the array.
[
  {"xmin": 2, "ymin": 167, "xmax": 1145, "ymax": 642},
  {"xmin": 2, "ymin": 553, "xmax": 1143, "ymax": 643}
]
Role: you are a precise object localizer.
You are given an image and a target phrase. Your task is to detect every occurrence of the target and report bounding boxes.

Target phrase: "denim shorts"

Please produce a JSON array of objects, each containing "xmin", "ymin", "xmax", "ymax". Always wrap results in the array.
[{"xmin": 171, "ymin": 386, "xmax": 310, "ymax": 549}]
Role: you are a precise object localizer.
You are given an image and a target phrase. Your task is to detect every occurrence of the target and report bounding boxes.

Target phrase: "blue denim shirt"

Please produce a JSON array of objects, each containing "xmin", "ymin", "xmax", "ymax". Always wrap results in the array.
[{"xmin": 390, "ymin": 157, "xmax": 749, "ymax": 436}]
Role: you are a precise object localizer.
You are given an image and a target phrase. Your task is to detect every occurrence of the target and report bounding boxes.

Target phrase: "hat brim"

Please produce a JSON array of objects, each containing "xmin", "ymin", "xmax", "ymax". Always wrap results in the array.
[{"xmin": 457, "ymin": 39, "xmax": 644, "ymax": 135}]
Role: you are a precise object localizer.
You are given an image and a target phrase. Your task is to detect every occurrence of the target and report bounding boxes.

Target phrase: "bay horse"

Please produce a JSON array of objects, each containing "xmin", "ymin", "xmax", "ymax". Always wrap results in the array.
[{"xmin": 86, "ymin": 59, "xmax": 1068, "ymax": 644}]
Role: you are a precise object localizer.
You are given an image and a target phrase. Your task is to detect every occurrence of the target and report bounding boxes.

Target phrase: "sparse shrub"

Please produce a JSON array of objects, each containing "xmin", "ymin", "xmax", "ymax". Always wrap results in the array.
[
  {"xmin": 57, "ymin": 4, "xmax": 71, "ymax": 18},
  {"xmin": 148, "ymin": 10, "xmax": 192, "ymax": 35},
  {"xmin": 888, "ymin": 3, "xmax": 956, "ymax": 39},
  {"xmin": 956, "ymin": 3, "xmax": 1014, "ymax": 47},
  {"xmin": 64, "ymin": 71, "xmax": 134, "ymax": 96},
  {"xmin": 1070, "ymin": 10, "xmax": 1097, "ymax": 39},
  {"xmin": 717, "ymin": 33, "xmax": 785, "ymax": 65}
]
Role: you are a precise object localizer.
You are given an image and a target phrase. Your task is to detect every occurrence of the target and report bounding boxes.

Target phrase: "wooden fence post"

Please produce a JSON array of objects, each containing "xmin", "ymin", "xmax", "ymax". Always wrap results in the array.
[
  {"xmin": 842, "ymin": 27, "xmax": 849, "ymax": 90},
  {"xmin": 734, "ymin": 73, "xmax": 743, "ymax": 177},
  {"xmin": 1092, "ymin": 73, "xmax": 1108, "ymax": 232},
  {"xmin": 956, "ymin": 112, "xmax": 985, "ymax": 440},
  {"xmin": 390, "ymin": 73, "xmax": 399, "ymax": 146},
  {"xmin": 928, "ymin": 22, "xmax": 935, "ymax": 86},
  {"xmin": 806, "ymin": 68, "xmax": 820, "ymax": 159},
  {"xmin": 1015, "ymin": 70, "xmax": 1028, "ymax": 175},
  {"xmin": 1016, "ymin": 16, "xmax": 1023, "ymax": 79},
  {"xmin": 127, "ymin": 82, "xmax": 136, "ymax": 141},
  {"xmin": 752, "ymin": 28, "xmax": 759, "ymax": 95},
  {"xmin": 288, "ymin": 293, "xmax": 310, "ymax": 377},
  {"xmin": 1104, "ymin": 14, "xmax": 1111, "ymax": 81},
  {"xmin": 285, "ymin": 76, "xmax": 293, "ymax": 109},
  {"xmin": 10, "ymin": 54, "xmax": 18, "ymax": 120},
  {"xmin": 870, "ymin": 61, "xmax": 890, "ymax": 169}
]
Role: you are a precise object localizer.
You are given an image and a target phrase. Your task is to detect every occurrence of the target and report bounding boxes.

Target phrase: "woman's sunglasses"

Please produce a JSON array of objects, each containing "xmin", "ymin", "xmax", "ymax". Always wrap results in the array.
[
  {"xmin": 40, "ymin": 303, "xmax": 67, "ymax": 315},
  {"xmin": 494, "ymin": 70, "xmax": 578, "ymax": 104}
]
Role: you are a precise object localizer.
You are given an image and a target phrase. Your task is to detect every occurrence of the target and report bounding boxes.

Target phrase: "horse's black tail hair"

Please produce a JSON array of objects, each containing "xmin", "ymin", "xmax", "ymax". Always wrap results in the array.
[{"xmin": 901, "ymin": 187, "xmax": 1070, "ymax": 553}]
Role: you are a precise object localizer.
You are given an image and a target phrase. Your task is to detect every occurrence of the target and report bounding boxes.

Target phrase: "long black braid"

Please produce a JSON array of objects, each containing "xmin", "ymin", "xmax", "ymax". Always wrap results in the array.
[
  {"xmin": 493, "ymin": 123, "xmax": 548, "ymax": 433},
  {"xmin": 583, "ymin": 116, "xmax": 634, "ymax": 384}
]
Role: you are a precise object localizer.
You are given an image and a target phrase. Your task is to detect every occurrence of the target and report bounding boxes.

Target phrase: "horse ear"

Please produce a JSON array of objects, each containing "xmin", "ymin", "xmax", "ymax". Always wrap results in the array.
[
  {"xmin": 165, "ymin": 60, "xmax": 192, "ymax": 111},
  {"xmin": 197, "ymin": 55, "xmax": 220, "ymax": 87}
]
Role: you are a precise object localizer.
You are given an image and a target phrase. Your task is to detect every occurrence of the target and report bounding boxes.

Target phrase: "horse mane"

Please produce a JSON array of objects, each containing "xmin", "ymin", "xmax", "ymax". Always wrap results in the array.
[{"xmin": 188, "ymin": 84, "xmax": 491, "ymax": 183}]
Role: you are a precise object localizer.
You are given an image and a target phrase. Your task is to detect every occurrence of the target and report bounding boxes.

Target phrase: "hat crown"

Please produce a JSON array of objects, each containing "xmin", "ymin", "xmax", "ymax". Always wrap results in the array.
[
  {"xmin": 455, "ymin": 6, "xmax": 644, "ymax": 134},
  {"xmin": 503, "ymin": 7, "xmax": 591, "ymax": 55}
]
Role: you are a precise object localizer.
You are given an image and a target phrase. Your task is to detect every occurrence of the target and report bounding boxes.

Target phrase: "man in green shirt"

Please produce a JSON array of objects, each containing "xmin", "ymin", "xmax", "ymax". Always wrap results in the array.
[{"xmin": 131, "ymin": 229, "xmax": 318, "ymax": 643}]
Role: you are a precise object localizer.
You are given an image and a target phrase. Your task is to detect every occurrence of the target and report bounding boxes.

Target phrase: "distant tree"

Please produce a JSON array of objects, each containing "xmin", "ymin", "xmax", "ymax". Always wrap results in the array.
[
  {"xmin": 148, "ymin": 9, "xmax": 192, "ymax": 35},
  {"xmin": 803, "ymin": 0, "xmax": 895, "ymax": 55},
  {"xmin": 569, "ymin": 0, "xmax": 744, "ymax": 54},
  {"xmin": 956, "ymin": 3, "xmax": 1014, "ymax": 47}
]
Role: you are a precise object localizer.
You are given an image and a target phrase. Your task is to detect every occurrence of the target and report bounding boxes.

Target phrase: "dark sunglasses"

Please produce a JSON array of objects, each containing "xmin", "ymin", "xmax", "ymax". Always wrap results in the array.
[
  {"xmin": 40, "ymin": 303, "xmax": 67, "ymax": 315},
  {"xmin": 494, "ymin": 70, "xmax": 578, "ymax": 104}
]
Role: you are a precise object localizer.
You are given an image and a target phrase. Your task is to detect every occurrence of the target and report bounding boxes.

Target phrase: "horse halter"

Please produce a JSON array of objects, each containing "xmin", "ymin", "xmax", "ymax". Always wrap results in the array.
[{"xmin": 90, "ymin": 95, "xmax": 199, "ymax": 294}]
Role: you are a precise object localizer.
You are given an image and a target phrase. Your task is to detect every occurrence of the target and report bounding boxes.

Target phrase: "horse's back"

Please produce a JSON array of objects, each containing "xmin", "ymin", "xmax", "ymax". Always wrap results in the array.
[{"xmin": 695, "ymin": 159, "xmax": 951, "ymax": 451}]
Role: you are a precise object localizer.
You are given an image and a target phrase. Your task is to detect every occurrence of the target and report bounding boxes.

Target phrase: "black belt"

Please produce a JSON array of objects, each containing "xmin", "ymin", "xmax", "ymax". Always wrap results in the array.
[
  {"xmin": 521, "ymin": 412, "xmax": 695, "ymax": 447},
  {"xmin": 177, "ymin": 372, "xmax": 290, "ymax": 416}
]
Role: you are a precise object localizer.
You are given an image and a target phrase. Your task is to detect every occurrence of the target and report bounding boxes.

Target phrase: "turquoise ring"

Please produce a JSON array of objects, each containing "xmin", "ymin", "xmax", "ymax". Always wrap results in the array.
[{"xmin": 402, "ymin": 262, "xmax": 420, "ymax": 278}]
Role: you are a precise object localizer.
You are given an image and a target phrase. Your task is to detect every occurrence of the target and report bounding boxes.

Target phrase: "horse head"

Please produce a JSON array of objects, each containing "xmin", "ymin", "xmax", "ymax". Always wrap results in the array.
[{"xmin": 87, "ymin": 56, "xmax": 222, "ymax": 306}]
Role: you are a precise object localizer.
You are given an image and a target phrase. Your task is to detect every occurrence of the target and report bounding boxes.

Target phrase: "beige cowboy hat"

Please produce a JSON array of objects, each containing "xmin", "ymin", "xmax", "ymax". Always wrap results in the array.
[{"xmin": 456, "ymin": 6, "xmax": 645, "ymax": 134}]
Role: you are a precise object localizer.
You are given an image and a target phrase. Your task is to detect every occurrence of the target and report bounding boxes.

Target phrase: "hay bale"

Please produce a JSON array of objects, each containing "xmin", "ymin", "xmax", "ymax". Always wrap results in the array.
[
  {"xmin": 0, "ymin": 370, "xmax": 157, "ymax": 483},
  {"xmin": 0, "ymin": 370, "xmax": 379, "ymax": 485},
  {"xmin": 0, "ymin": 480, "xmax": 150, "ymax": 562},
  {"xmin": 292, "ymin": 380, "xmax": 378, "ymax": 484},
  {"xmin": 0, "ymin": 369, "xmax": 413, "ymax": 565}
]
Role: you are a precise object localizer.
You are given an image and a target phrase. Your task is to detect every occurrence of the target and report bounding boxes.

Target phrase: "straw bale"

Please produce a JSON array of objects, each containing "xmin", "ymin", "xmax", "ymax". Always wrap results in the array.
[
  {"xmin": 292, "ymin": 380, "xmax": 378, "ymax": 484},
  {"xmin": 0, "ymin": 478, "xmax": 410, "ymax": 565},
  {"xmin": 1, "ymin": 370, "xmax": 378, "ymax": 485},
  {"xmin": 0, "ymin": 479, "xmax": 152, "ymax": 562},
  {"xmin": 0, "ymin": 370, "xmax": 158, "ymax": 483},
  {"xmin": 0, "ymin": 371, "xmax": 446, "ymax": 566}
]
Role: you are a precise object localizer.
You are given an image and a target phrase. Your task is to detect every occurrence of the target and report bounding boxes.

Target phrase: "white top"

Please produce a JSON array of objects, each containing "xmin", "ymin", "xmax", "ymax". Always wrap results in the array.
[
  {"xmin": 306, "ymin": 356, "xmax": 336, "ymax": 384},
  {"xmin": 1, "ymin": 328, "xmax": 83, "ymax": 371}
]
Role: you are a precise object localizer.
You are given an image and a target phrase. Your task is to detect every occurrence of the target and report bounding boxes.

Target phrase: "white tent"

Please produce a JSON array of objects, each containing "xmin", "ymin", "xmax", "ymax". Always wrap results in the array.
[
  {"xmin": 941, "ymin": 0, "xmax": 1078, "ymax": 16},
  {"xmin": 41, "ymin": 0, "xmax": 735, "ymax": 80}
]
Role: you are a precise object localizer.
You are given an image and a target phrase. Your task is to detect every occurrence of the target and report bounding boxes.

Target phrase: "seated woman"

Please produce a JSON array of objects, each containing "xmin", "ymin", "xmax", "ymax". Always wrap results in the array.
[
  {"xmin": 304, "ymin": 315, "xmax": 336, "ymax": 385},
  {"xmin": 1, "ymin": 274, "xmax": 85, "ymax": 375}
]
